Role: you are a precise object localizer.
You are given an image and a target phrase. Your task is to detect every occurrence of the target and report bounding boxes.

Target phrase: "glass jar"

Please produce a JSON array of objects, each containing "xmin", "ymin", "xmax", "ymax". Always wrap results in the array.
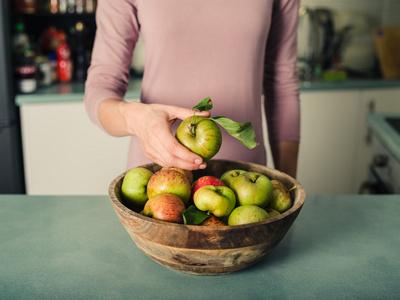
[{"xmin": 15, "ymin": 51, "xmax": 37, "ymax": 94}]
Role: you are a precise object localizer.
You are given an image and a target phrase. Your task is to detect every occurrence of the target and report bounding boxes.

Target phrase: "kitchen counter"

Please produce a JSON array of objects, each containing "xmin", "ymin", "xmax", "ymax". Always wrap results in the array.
[
  {"xmin": 15, "ymin": 77, "xmax": 400, "ymax": 106},
  {"xmin": 1, "ymin": 194, "xmax": 399, "ymax": 299},
  {"xmin": 366, "ymin": 113, "xmax": 400, "ymax": 163}
]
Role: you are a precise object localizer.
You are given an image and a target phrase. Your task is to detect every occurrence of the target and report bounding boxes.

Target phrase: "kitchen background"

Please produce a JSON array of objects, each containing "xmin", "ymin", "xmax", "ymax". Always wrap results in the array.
[{"xmin": 1, "ymin": 0, "xmax": 399, "ymax": 195}]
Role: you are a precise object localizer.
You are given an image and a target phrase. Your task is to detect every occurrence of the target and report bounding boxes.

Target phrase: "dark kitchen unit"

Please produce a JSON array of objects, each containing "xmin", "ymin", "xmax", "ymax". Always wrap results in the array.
[
  {"xmin": 0, "ymin": 0, "xmax": 25, "ymax": 193},
  {"xmin": 362, "ymin": 113, "xmax": 400, "ymax": 194},
  {"xmin": 0, "ymin": 0, "xmax": 96, "ymax": 193}
]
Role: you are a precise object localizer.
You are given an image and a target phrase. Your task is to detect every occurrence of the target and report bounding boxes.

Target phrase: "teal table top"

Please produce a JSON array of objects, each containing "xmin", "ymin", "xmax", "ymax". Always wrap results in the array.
[
  {"xmin": 1, "ymin": 194, "xmax": 399, "ymax": 300},
  {"xmin": 366, "ymin": 113, "xmax": 400, "ymax": 163}
]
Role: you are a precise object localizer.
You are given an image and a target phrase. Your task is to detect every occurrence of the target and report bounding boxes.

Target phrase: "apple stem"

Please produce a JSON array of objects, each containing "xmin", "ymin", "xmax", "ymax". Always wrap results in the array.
[
  {"xmin": 288, "ymin": 185, "xmax": 297, "ymax": 192},
  {"xmin": 189, "ymin": 123, "xmax": 196, "ymax": 137}
]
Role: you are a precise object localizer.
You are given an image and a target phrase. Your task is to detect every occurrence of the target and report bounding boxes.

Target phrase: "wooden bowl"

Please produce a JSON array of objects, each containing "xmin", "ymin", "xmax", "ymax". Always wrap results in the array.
[{"xmin": 108, "ymin": 159, "xmax": 306, "ymax": 276}]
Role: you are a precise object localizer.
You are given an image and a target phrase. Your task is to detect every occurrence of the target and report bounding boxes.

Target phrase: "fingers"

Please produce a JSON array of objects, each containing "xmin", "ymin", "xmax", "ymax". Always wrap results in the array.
[
  {"xmin": 165, "ymin": 105, "xmax": 211, "ymax": 122},
  {"xmin": 138, "ymin": 118, "xmax": 206, "ymax": 170},
  {"xmin": 131, "ymin": 103, "xmax": 212, "ymax": 170}
]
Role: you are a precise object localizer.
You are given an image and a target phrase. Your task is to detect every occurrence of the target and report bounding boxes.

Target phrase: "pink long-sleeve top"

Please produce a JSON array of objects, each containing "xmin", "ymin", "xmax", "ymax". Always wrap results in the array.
[{"xmin": 84, "ymin": 0, "xmax": 300, "ymax": 170}]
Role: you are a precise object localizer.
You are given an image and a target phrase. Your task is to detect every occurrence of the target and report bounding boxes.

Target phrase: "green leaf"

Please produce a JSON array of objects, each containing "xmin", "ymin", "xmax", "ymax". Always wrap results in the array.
[
  {"xmin": 211, "ymin": 116, "xmax": 259, "ymax": 149},
  {"xmin": 182, "ymin": 205, "xmax": 210, "ymax": 225},
  {"xmin": 193, "ymin": 97, "xmax": 213, "ymax": 112}
]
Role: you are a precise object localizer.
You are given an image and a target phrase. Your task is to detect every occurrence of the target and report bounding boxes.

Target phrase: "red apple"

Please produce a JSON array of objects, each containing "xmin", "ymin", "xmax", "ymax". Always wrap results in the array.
[
  {"xmin": 140, "ymin": 193, "xmax": 186, "ymax": 224},
  {"xmin": 147, "ymin": 169, "xmax": 191, "ymax": 207},
  {"xmin": 162, "ymin": 167, "xmax": 194, "ymax": 185}
]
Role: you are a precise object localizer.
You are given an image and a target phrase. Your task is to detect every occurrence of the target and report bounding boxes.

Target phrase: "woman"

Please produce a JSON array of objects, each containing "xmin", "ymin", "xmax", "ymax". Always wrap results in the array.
[{"xmin": 84, "ymin": 0, "xmax": 300, "ymax": 178}]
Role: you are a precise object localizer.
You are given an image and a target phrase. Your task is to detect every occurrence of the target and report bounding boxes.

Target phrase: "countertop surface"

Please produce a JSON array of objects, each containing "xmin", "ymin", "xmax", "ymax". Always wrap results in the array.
[
  {"xmin": 1, "ymin": 194, "xmax": 399, "ymax": 300},
  {"xmin": 366, "ymin": 113, "xmax": 400, "ymax": 163},
  {"xmin": 15, "ymin": 77, "xmax": 400, "ymax": 106}
]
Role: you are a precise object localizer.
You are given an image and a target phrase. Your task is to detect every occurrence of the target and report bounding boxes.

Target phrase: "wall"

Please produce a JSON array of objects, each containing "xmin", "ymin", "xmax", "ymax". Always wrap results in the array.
[{"xmin": 300, "ymin": 0, "xmax": 400, "ymax": 26}]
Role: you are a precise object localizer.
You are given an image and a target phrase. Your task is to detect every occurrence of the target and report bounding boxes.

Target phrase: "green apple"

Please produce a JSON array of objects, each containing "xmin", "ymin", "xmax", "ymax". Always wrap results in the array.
[
  {"xmin": 162, "ymin": 167, "xmax": 194, "ymax": 185},
  {"xmin": 140, "ymin": 193, "xmax": 186, "ymax": 224},
  {"xmin": 266, "ymin": 208, "xmax": 281, "ymax": 218},
  {"xmin": 121, "ymin": 167, "xmax": 153, "ymax": 209},
  {"xmin": 175, "ymin": 116, "xmax": 222, "ymax": 161},
  {"xmin": 147, "ymin": 169, "xmax": 191, "ymax": 206},
  {"xmin": 220, "ymin": 169, "xmax": 247, "ymax": 187},
  {"xmin": 268, "ymin": 180, "xmax": 292, "ymax": 213},
  {"xmin": 193, "ymin": 185, "xmax": 236, "ymax": 218},
  {"xmin": 190, "ymin": 175, "xmax": 225, "ymax": 205},
  {"xmin": 228, "ymin": 205, "xmax": 269, "ymax": 226},
  {"xmin": 229, "ymin": 172, "xmax": 272, "ymax": 208}
]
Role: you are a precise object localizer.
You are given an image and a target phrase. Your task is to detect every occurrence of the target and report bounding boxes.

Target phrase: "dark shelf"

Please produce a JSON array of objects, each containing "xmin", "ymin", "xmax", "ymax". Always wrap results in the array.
[{"xmin": 14, "ymin": 11, "xmax": 95, "ymax": 17}]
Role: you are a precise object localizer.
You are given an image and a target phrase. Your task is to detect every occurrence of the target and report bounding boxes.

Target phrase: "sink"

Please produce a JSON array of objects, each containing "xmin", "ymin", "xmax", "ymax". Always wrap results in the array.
[{"xmin": 386, "ymin": 118, "xmax": 400, "ymax": 135}]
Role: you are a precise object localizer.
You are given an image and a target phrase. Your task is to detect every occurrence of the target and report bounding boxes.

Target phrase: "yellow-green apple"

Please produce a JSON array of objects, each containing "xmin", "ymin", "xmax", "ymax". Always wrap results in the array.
[
  {"xmin": 175, "ymin": 116, "xmax": 222, "ymax": 161},
  {"xmin": 193, "ymin": 185, "xmax": 236, "ymax": 218},
  {"xmin": 229, "ymin": 172, "xmax": 272, "ymax": 208},
  {"xmin": 190, "ymin": 175, "xmax": 225, "ymax": 205},
  {"xmin": 266, "ymin": 208, "xmax": 281, "ymax": 218},
  {"xmin": 220, "ymin": 169, "xmax": 247, "ymax": 187},
  {"xmin": 140, "ymin": 194, "xmax": 186, "ymax": 224},
  {"xmin": 121, "ymin": 167, "xmax": 153, "ymax": 209},
  {"xmin": 228, "ymin": 205, "xmax": 269, "ymax": 226},
  {"xmin": 147, "ymin": 169, "xmax": 191, "ymax": 206},
  {"xmin": 268, "ymin": 180, "xmax": 292, "ymax": 213},
  {"xmin": 162, "ymin": 167, "xmax": 194, "ymax": 185}
]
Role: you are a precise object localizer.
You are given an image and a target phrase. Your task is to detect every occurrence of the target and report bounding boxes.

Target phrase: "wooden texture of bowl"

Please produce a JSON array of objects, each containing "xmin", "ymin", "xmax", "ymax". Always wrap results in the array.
[{"xmin": 108, "ymin": 160, "xmax": 306, "ymax": 276}]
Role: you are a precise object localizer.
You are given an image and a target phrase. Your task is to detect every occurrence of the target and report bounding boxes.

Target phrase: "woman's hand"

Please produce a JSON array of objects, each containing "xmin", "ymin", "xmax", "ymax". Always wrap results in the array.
[{"xmin": 99, "ymin": 99, "xmax": 211, "ymax": 170}]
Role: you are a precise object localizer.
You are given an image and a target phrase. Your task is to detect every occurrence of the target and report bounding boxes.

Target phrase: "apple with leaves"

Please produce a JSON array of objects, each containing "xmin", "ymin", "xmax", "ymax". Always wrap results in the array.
[
  {"xmin": 175, "ymin": 97, "xmax": 259, "ymax": 161},
  {"xmin": 193, "ymin": 185, "xmax": 236, "ymax": 218},
  {"xmin": 121, "ymin": 167, "xmax": 153, "ymax": 209},
  {"xmin": 176, "ymin": 115, "xmax": 222, "ymax": 161},
  {"xmin": 229, "ymin": 171, "xmax": 273, "ymax": 208},
  {"xmin": 228, "ymin": 205, "xmax": 270, "ymax": 226},
  {"xmin": 147, "ymin": 168, "xmax": 191, "ymax": 207},
  {"xmin": 140, "ymin": 193, "xmax": 186, "ymax": 224}
]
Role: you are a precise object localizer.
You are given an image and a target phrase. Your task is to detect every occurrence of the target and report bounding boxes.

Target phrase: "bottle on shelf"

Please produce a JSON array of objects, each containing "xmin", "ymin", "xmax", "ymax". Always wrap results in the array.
[
  {"xmin": 15, "ymin": 50, "xmax": 38, "ymax": 94},
  {"xmin": 13, "ymin": 20, "xmax": 31, "ymax": 60},
  {"xmin": 70, "ymin": 21, "xmax": 90, "ymax": 81},
  {"xmin": 49, "ymin": 0, "xmax": 59, "ymax": 13},
  {"xmin": 12, "ymin": 0, "xmax": 38, "ymax": 14},
  {"xmin": 56, "ymin": 38, "xmax": 73, "ymax": 82}
]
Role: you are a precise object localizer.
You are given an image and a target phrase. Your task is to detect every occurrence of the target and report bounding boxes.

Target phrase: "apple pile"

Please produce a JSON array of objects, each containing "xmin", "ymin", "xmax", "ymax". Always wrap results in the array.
[{"xmin": 120, "ymin": 166, "xmax": 294, "ymax": 226}]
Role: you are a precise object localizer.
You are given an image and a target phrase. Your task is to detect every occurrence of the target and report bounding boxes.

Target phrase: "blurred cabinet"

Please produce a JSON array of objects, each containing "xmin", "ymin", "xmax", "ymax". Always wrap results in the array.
[
  {"xmin": 19, "ymin": 87, "xmax": 399, "ymax": 195},
  {"xmin": 20, "ymin": 101, "xmax": 132, "ymax": 195},
  {"xmin": 297, "ymin": 87, "xmax": 400, "ymax": 195}
]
